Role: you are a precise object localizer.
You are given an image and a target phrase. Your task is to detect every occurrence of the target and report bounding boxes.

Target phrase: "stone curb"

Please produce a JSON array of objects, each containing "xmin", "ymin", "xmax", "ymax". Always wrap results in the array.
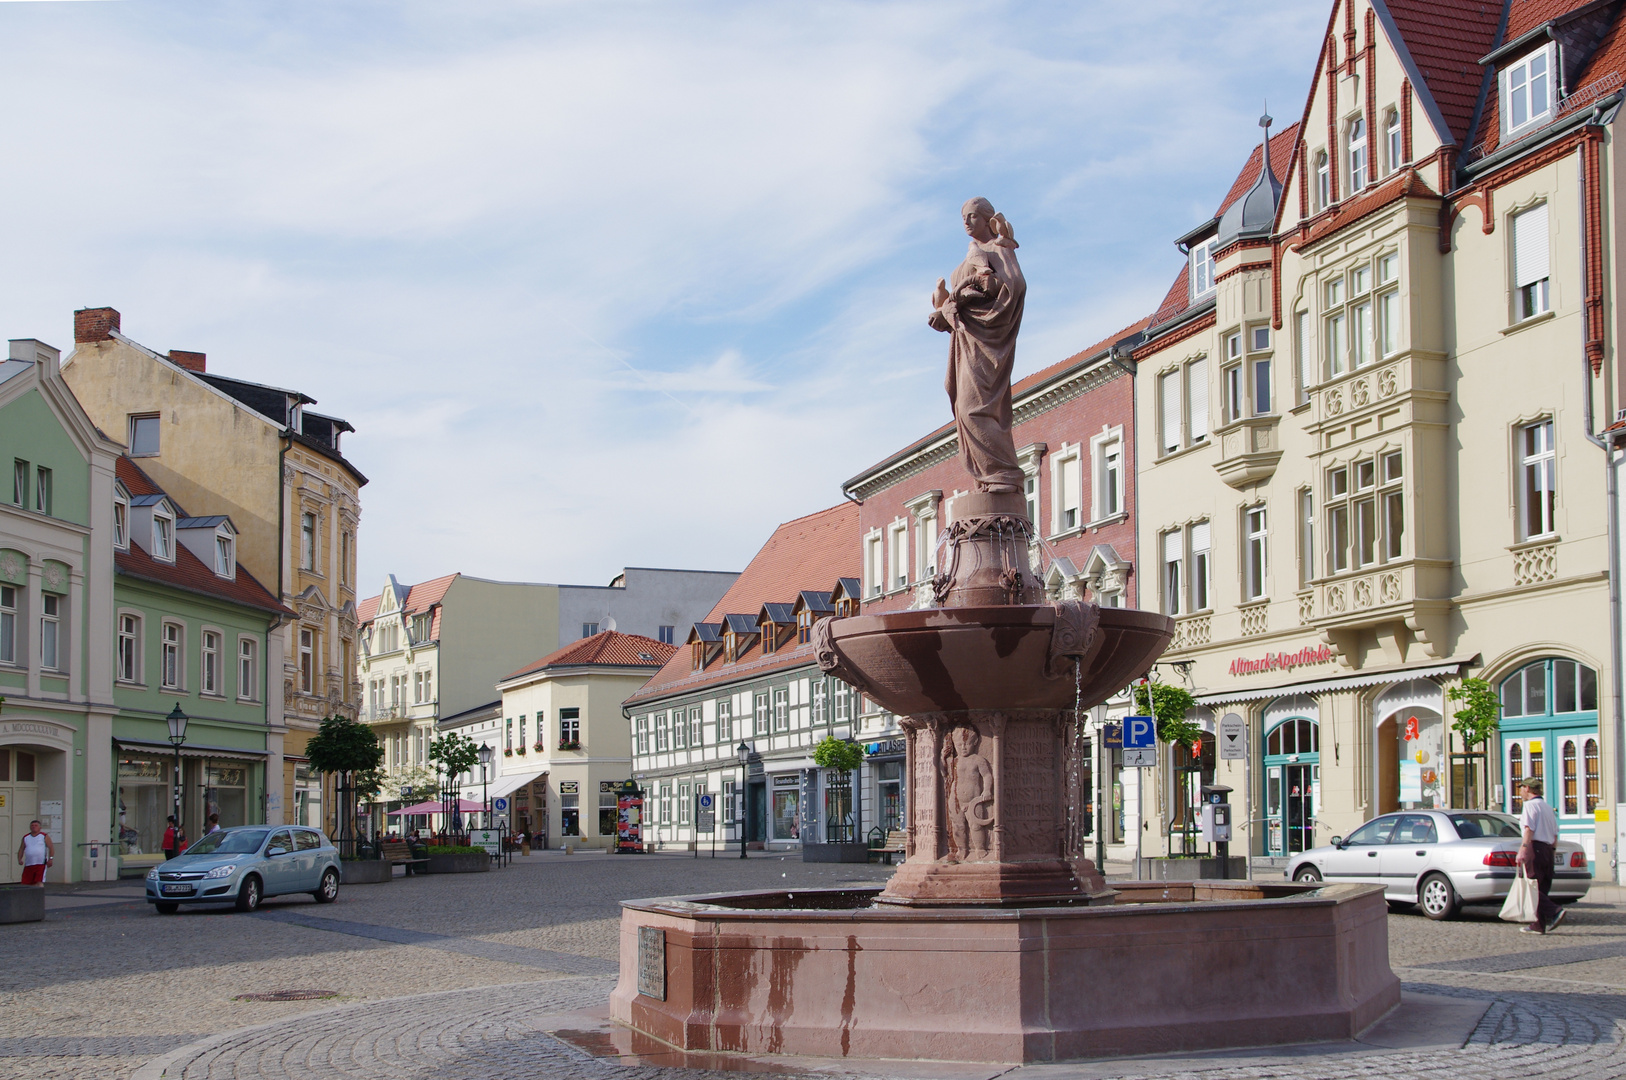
[{"xmin": 127, "ymin": 977, "xmax": 587, "ymax": 1080}]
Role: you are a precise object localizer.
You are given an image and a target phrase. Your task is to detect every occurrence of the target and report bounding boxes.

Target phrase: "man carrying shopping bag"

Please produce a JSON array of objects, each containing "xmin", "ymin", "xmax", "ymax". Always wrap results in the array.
[{"xmin": 1507, "ymin": 778, "xmax": 1562, "ymax": 934}]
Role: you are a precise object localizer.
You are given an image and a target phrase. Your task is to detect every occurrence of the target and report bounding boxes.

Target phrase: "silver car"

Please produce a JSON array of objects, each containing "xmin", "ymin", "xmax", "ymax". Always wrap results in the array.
[
  {"xmin": 1285, "ymin": 810, "xmax": 1591, "ymax": 920},
  {"xmin": 145, "ymin": 825, "xmax": 341, "ymax": 913}
]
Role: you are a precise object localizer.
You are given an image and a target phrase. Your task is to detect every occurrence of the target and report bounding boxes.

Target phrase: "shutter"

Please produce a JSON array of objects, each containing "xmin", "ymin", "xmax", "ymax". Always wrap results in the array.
[
  {"xmin": 1190, "ymin": 520, "xmax": 1211, "ymax": 554},
  {"xmin": 1163, "ymin": 530, "xmax": 1183, "ymax": 564},
  {"xmin": 1161, "ymin": 372, "xmax": 1181, "ymax": 451},
  {"xmin": 1189, "ymin": 358, "xmax": 1209, "ymax": 440},
  {"xmin": 1514, "ymin": 204, "xmax": 1549, "ymax": 287}
]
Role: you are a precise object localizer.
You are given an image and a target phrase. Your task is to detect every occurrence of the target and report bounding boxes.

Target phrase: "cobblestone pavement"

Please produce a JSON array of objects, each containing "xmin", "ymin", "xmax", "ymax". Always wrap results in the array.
[{"xmin": 4, "ymin": 852, "xmax": 1624, "ymax": 1079}]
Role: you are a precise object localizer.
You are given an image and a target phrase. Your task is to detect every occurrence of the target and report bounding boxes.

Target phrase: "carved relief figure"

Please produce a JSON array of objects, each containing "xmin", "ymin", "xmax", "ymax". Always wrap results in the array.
[
  {"xmin": 943, "ymin": 726, "xmax": 995, "ymax": 859},
  {"xmin": 930, "ymin": 197, "xmax": 1026, "ymax": 493}
]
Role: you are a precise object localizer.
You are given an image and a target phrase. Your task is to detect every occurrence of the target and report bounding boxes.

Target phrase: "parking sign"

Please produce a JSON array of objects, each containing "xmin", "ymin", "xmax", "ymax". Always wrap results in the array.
[{"xmin": 1123, "ymin": 715, "xmax": 1157, "ymax": 768}]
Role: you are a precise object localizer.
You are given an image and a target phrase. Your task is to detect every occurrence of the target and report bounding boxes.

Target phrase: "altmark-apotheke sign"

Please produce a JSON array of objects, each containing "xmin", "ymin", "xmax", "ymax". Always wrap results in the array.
[{"xmin": 1228, "ymin": 644, "xmax": 1334, "ymax": 677}]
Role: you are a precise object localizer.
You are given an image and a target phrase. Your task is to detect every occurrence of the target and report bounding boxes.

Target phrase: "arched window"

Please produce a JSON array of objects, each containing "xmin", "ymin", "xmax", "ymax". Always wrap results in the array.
[
  {"xmin": 1385, "ymin": 109, "xmax": 1402, "ymax": 174},
  {"xmin": 1266, "ymin": 717, "xmax": 1319, "ymax": 756},
  {"xmin": 1584, "ymin": 739, "xmax": 1600, "ymax": 813},
  {"xmin": 1562, "ymin": 740, "xmax": 1578, "ymax": 814},
  {"xmin": 1502, "ymin": 658, "xmax": 1598, "ymax": 717},
  {"xmin": 1315, "ymin": 151, "xmax": 1331, "ymax": 209},
  {"xmin": 1348, "ymin": 117, "xmax": 1368, "ymax": 192}
]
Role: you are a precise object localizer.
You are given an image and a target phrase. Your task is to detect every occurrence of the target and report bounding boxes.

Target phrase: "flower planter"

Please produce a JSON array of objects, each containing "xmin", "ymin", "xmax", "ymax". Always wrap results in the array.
[
  {"xmin": 340, "ymin": 859, "xmax": 392, "ymax": 884},
  {"xmin": 426, "ymin": 852, "xmax": 490, "ymax": 874},
  {"xmin": 0, "ymin": 884, "xmax": 46, "ymax": 923}
]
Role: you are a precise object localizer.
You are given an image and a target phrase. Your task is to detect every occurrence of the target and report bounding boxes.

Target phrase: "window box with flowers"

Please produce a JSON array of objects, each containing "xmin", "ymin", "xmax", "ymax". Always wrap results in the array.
[
  {"xmin": 557, "ymin": 739, "xmax": 582, "ymax": 751},
  {"xmin": 516, "ymin": 745, "xmax": 527, "ymax": 755},
  {"xmin": 504, "ymin": 748, "xmax": 513, "ymax": 757},
  {"xmin": 534, "ymin": 742, "xmax": 547, "ymax": 752}
]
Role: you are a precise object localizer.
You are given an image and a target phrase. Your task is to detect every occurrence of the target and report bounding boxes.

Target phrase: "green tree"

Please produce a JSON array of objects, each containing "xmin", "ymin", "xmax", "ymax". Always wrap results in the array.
[
  {"xmin": 812, "ymin": 736, "xmax": 865, "ymax": 773},
  {"xmin": 304, "ymin": 714, "xmax": 384, "ymax": 849},
  {"xmin": 1132, "ymin": 680, "xmax": 1202, "ymax": 748},
  {"xmin": 1446, "ymin": 677, "xmax": 1501, "ymax": 749}
]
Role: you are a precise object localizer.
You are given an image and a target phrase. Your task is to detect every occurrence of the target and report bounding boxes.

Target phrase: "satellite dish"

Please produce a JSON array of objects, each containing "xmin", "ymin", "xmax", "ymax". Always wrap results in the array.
[{"xmin": 601, "ymin": 616, "xmax": 617, "ymax": 632}]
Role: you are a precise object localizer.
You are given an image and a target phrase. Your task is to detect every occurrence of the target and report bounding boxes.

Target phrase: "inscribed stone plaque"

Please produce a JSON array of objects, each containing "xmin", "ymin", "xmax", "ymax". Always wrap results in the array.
[{"xmin": 637, "ymin": 927, "xmax": 666, "ymax": 1000}]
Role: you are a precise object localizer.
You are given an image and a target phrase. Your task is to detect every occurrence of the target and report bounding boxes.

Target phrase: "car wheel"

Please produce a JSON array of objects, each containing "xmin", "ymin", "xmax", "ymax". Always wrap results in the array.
[
  {"xmin": 313, "ymin": 868, "xmax": 339, "ymax": 904},
  {"xmin": 154, "ymin": 902, "xmax": 179, "ymax": 915},
  {"xmin": 1418, "ymin": 872, "xmax": 1457, "ymax": 920},
  {"xmin": 1293, "ymin": 866, "xmax": 1322, "ymax": 883},
  {"xmin": 235, "ymin": 874, "xmax": 263, "ymax": 912}
]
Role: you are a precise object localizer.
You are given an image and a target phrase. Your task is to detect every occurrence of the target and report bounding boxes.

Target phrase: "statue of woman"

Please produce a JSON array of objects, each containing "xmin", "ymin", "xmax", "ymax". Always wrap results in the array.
[{"xmin": 930, "ymin": 197, "xmax": 1025, "ymax": 493}]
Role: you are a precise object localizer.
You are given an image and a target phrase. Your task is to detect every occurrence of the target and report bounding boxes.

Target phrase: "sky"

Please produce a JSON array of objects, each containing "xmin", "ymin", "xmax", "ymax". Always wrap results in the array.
[{"xmin": 0, "ymin": 0, "xmax": 1331, "ymax": 595}]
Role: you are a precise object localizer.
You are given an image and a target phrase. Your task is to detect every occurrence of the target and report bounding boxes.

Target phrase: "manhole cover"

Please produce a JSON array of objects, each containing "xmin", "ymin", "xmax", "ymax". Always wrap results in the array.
[{"xmin": 232, "ymin": 989, "xmax": 341, "ymax": 1002}]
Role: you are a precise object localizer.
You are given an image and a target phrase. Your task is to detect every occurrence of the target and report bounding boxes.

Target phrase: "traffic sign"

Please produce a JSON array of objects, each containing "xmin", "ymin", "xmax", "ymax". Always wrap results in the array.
[
  {"xmin": 697, "ymin": 793, "xmax": 715, "ymax": 832},
  {"xmin": 1123, "ymin": 715, "xmax": 1156, "ymax": 750},
  {"xmin": 493, "ymin": 797, "xmax": 509, "ymax": 811},
  {"xmin": 1123, "ymin": 748, "xmax": 1157, "ymax": 767},
  {"xmin": 698, "ymin": 793, "xmax": 714, "ymax": 810},
  {"xmin": 1218, "ymin": 713, "xmax": 1246, "ymax": 760}
]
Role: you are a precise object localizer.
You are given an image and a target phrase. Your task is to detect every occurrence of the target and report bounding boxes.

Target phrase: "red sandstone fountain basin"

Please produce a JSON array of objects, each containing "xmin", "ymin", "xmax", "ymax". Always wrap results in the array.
[
  {"xmin": 820, "ymin": 605, "xmax": 1174, "ymax": 715},
  {"xmin": 610, "ymin": 881, "xmax": 1400, "ymax": 1064}
]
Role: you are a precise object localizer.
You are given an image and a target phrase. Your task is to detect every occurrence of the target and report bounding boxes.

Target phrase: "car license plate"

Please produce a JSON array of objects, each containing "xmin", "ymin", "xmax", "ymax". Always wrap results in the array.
[
  {"xmin": 1555, "ymin": 851, "xmax": 1564, "ymax": 868},
  {"xmin": 161, "ymin": 883, "xmax": 193, "ymax": 895}
]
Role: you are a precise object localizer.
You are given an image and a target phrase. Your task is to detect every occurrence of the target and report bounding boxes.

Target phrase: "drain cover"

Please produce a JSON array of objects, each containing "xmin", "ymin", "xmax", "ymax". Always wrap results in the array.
[{"xmin": 232, "ymin": 989, "xmax": 340, "ymax": 1002}]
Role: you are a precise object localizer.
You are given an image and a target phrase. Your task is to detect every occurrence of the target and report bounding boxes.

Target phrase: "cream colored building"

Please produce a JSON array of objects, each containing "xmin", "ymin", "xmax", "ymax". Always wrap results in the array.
[
  {"xmin": 61, "ymin": 308, "xmax": 364, "ymax": 828},
  {"xmin": 1129, "ymin": 0, "xmax": 1622, "ymax": 881},
  {"xmin": 492, "ymin": 631, "xmax": 674, "ymax": 849}
]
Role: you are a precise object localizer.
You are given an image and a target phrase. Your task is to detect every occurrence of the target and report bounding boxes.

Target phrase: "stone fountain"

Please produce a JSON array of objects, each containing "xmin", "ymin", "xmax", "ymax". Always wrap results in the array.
[{"xmin": 609, "ymin": 200, "xmax": 1399, "ymax": 1064}]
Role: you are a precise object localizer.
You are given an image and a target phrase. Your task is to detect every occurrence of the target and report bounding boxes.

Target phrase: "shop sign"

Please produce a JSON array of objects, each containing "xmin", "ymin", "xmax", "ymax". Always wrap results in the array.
[
  {"xmin": 559, "ymin": 781, "xmax": 579, "ymax": 794},
  {"xmin": 1228, "ymin": 644, "xmax": 1334, "ymax": 677},
  {"xmin": 772, "ymin": 774, "xmax": 800, "ymax": 788},
  {"xmin": 865, "ymin": 739, "xmax": 906, "ymax": 756}
]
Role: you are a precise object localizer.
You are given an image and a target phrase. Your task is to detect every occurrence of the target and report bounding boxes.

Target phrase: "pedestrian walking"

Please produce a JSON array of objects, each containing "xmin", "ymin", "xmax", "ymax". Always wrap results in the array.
[
  {"xmin": 205, "ymin": 814, "xmax": 221, "ymax": 835},
  {"xmin": 162, "ymin": 815, "xmax": 180, "ymax": 860},
  {"xmin": 16, "ymin": 820, "xmax": 53, "ymax": 885},
  {"xmin": 1517, "ymin": 777, "xmax": 1564, "ymax": 934}
]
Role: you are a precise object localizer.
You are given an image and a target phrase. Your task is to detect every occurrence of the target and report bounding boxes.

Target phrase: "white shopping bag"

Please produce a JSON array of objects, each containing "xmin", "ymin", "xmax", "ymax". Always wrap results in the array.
[{"xmin": 1499, "ymin": 865, "xmax": 1540, "ymax": 923}]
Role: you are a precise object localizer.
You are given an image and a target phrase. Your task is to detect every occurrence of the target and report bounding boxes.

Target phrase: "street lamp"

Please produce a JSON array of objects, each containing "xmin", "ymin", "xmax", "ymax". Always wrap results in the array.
[
  {"xmin": 166, "ymin": 703, "xmax": 188, "ymax": 851},
  {"xmin": 477, "ymin": 743, "xmax": 494, "ymax": 829},
  {"xmin": 736, "ymin": 741, "xmax": 751, "ymax": 860}
]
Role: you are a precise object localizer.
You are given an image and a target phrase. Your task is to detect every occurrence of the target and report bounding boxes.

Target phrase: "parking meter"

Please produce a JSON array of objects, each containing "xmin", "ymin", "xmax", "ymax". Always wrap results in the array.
[{"xmin": 1199, "ymin": 784, "xmax": 1234, "ymax": 877}]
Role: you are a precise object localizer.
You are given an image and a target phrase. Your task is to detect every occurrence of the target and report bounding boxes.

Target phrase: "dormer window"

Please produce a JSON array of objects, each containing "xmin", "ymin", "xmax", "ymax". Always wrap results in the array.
[
  {"xmin": 1347, "ymin": 116, "xmax": 1368, "ymax": 193},
  {"xmin": 762, "ymin": 625, "xmax": 776, "ymax": 656},
  {"xmin": 798, "ymin": 610, "xmax": 812, "ymax": 644},
  {"xmin": 692, "ymin": 641, "xmax": 704, "ymax": 670},
  {"xmin": 113, "ymin": 494, "xmax": 128, "ymax": 550},
  {"xmin": 152, "ymin": 508, "xmax": 174, "ymax": 562},
  {"xmin": 725, "ymin": 630, "xmax": 738, "ymax": 661},
  {"xmin": 1189, "ymin": 238, "xmax": 1218, "ymax": 300},
  {"xmin": 1503, "ymin": 45, "xmax": 1555, "ymax": 137},
  {"xmin": 214, "ymin": 532, "xmax": 234, "ymax": 577}
]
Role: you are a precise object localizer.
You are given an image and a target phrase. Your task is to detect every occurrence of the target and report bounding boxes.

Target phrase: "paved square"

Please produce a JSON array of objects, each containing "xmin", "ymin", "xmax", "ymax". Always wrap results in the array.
[{"xmin": 4, "ymin": 854, "xmax": 1624, "ymax": 1079}]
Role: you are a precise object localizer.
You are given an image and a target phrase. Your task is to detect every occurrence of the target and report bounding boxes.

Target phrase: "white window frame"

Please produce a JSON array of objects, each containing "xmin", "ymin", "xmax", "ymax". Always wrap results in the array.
[
  {"xmin": 635, "ymin": 716, "xmax": 649, "ymax": 755},
  {"xmin": 0, "ymin": 585, "xmax": 19, "ymax": 666},
  {"xmin": 1248, "ymin": 326, "xmax": 1273, "ymax": 416},
  {"xmin": 689, "ymin": 706, "xmax": 703, "ymax": 747},
  {"xmin": 1159, "ymin": 359, "xmax": 1208, "ymax": 455},
  {"xmin": 39, "ymin": 591, "xmax": 61, "ymax": 670},
  {"xmin": 161, "ymin": 620, "xmax": 184, "ymax": 689},
  {"xmin": 1347, "ymin": 115, "xmax": 1368, "ymax": 193},
  {"xmin": 300, "ymin": 511, "xmax": 317, "ymax": 572},
  {"xmin": 1501, "ymin": 43, "xmax": 1556, "ymax": 138},
  {"xmin": 1298, "ymin": 488, "xmax": 1316, "ymax": 588},
  {"xmin": 717, "ymin": 699, "xmax": 733, "ymax": 742},
  {"xmin": 1384, "ymin": 108, "xmax": 1402, "ymax": 175},
  {"xmin": 129, "ymin": 413, "xmax": 160, "ymax": 457},
  {"xmin": 1294, "ymin": 310, "xmax": 1312, "ymax": 405},
  {"xmin": 113, "ymin": 493, "xmax": 128, "ymax": 550},
  {"xmin": 299, "ymin": 627, "xmax": 314, "ymax": 693},
  {"xmin": 655, "ymin": 712, "xmax": 669, "ymax": 752},
  {"xmin": 889, "ymin": 519, "xmax": 909, "ymax": 591},
  {"xmin": 1189, "ymin": 237, "xmax": 1218, "ymax": 300},
  {"xmin": 214, "ymin": 530, "xmax": 234, "ymax": 578},
  {"xmin": 1050, "ymin": 443, "xmax": 1084, "ymax": 535},
  {"xmin": 754, "ymin": 693, "xmax": 769, "ymax": 735},
  {"xmin": 1519, "ymin": 419, "xmax": 1557, "ymax": 540},
  {"xmin": 864, "ymin": 530, "xmax": 884, "ymax": 598},
  {"xmin": 1162, "ymin": 529, "xmax": 1184, "ymax": 616},
  {"xmin": 116, "ymin": 611, "xmax": 140, "ymax": 683},
  {"xmin": 773, "ymin": 687, "xmax": 789, "ymax": 731},
  {"xmin": 152, "ymin": 507, "xmax": 175, "ymax": 562},
  {"xmin": 1512, "ymin": 203, "xmax": 1551, "ymax": 322},
  {"xmin": 1244, "ymin": 505, "xmax": 1269, "ymax": 602},
  {"xmin": 201, "ymin": 628, "xmax": 222, "ymax": 695},
  {"xmin": 1090, "ymin": 428, "xmax": 1124, "ymax": 523},
  {"xmin": 1315, "ymin": 150, "xmax": 1331, "ymax": 210},
  {"xmin": 237, "ymin": 636, "xmax": 259, "ymax": 701}
]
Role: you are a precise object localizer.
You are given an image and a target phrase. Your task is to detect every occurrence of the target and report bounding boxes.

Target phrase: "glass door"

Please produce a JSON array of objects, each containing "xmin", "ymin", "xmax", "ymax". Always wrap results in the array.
[{"xmin": 1263, "ymin": 716, "xmax": 1320, "ymax": 855}]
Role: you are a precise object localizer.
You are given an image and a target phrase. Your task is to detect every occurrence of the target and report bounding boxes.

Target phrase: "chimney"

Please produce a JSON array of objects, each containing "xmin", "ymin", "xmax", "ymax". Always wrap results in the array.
[
  {"xmin": 168, "ymin": 350, "xmax": 206, "ymax": 373},
  {"xmin": 74, "ymin": 307, "xmax": 120, "ymax": 344}
]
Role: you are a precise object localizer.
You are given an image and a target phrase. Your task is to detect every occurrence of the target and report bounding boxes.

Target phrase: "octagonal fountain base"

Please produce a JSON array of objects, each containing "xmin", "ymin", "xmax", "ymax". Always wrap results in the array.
[{"xmin": 610, "ymin": 881, "xmax": 1401, "ymax": 1064}]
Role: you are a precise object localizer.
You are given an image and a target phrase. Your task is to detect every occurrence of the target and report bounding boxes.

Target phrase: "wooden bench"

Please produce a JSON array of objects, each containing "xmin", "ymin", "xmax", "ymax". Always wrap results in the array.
[
  {"xmin": 378, "ymin": 839, "xmax": 430, "ymax": 875},
  {"xmin": 869, "ymin": 830, "xmax": 907, "ymax": 865}
]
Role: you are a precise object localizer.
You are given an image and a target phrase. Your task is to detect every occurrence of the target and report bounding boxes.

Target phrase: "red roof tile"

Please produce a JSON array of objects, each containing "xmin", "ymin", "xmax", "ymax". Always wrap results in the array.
[
  {"xmin": 502, "ymin": 630, "xmax": 677, "ymax": 682},
  {"xmin": 115, "ymin": 456, "xmax": 165, "ymax": 498},
  {"xmin": 357, "ymin": 572, "xmax": 460, "ymax": 628},
  {"xmin": 117, "ymin": 537, "xmax": 293, "ymax": 618},
  {"xmin": 1385, "ymin": 0, "xmax": 1504, "ymax": 146},
  {"xmin": 626, "ymin": 503, "xmax": 859, "ymax": 704}
]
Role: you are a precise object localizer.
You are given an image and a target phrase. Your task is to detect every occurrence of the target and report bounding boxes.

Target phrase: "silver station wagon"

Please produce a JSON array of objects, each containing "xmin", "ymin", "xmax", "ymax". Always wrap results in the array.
[
  {"xmin": 1285, "ymin": 810, "xmax": 1591, "ymax": 920},
  {"xmin": 146, "ymin": 825, "xmax": 340, "ymax": 913}
]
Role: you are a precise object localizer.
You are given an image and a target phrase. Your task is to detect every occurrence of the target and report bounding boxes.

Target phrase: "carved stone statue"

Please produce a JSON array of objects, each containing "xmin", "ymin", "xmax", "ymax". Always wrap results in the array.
[
  {"xmin": 943, "ymin": 726, "xmax": 995, "ymax": 859},
  {"xmin": 930, "ymin": 197, "xmax": 1025, "ymax": 493}
]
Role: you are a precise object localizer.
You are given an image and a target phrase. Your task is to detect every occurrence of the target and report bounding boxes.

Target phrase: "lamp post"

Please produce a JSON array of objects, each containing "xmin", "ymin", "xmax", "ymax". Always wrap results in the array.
[
  {"xmin": 736, "ymin": 741, "xmax": 751, "ymax": 859},
  {"xmin": 477, "ymin": 743, "xmax": 494, "ymax": 829},
  {"xmin": 165, "ymin": 703, "xmax": 188, "ymax": 849}
]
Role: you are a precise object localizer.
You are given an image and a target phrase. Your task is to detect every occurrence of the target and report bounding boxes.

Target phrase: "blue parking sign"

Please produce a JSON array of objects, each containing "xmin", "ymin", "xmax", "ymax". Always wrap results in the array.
[{"xmin": 1123, "ymin": 716, "xmax": 1157, "ymax": 750}]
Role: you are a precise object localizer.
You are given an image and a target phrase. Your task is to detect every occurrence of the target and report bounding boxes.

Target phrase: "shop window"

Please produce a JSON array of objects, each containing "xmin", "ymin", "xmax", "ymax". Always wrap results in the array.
[
  {"xmin": 599, "ymin": 783, "xmax": 618, "ymax": 836},
  {"xmin": 204, "ymin": 763, "xmax": 247, "ymax": 828},
  {"xmin": 1266, "ymin": 718, "xmax": 1319, "ymax": 756},
  {"xmin": 1501, "ymin": 658, "xmax": 1598, "ymax": 718},
  {"xmin": 560, "ymin": 782, "xmax": 580, "ymax": 836},
  {"xmin": 116, "ymin": 755, "xmax": 169, "ymax": 858}
]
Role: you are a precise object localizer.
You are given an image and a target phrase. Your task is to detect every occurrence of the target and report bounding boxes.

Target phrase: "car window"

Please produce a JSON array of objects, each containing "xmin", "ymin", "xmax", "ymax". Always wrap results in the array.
[
  {"xmin": 295, "ymin": 830, "xmax": 321, "ymax": 851},
  {"xmin": 1343, "ymin": 817, "xmax": 1399, "ymax": 846},
  {"xmin": 1390, "ymin": 814, "xmax": 1438, "ymax": 845},
  {"xmin": 1447, "ymin": 813, "xmax": 1519, "ymax": 839},
  {"xmin": 185, "ymin": 828, "xmax": 270, "ymax": 855},
  {"xmin": 267, "ymin": 829, "xmax": 294, "ymax": 854}
]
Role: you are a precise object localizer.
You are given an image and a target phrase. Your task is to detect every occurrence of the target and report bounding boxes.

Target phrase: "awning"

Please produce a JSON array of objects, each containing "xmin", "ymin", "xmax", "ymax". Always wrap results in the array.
[
  {"xmin": 1193, "ymin": 657, "xmax": 1474, "ymax": 707},
  {"xmin": 115, "ymin": 738, "xmax": 268, "ymax": 761},
  {"xmin": 490, "ymin": 768, "xmax": 546, "ymax": 800}
]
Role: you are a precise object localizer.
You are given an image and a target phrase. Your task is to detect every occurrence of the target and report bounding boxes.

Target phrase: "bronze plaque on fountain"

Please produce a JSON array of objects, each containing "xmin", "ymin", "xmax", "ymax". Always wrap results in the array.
[{"xmin": 637, "ymin": 926, "xmax": 666, "ymax": 1000}]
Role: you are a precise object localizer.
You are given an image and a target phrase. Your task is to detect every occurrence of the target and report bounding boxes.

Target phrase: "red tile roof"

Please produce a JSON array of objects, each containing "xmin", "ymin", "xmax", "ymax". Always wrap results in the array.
[
  {"xmin": 1385, "ymin": 0, "xmax": 1504, "ymax": 147},
  {"xmin": 625, "ymin": 502, "xmax": 859, "ymax": 705},
  {"xmin": 116, "ymin": 537, "xmax": 293, "ymax": 618},
  {"xmin": 115, "ymin": 456, "xmax": 164, "ymax": 497},
  {"xmin": 502, "ymin": 630, "xmax": 677, "ymax": 682},
  {"xmin": 356, "ymin": 572, "xmax": 460, "ymax": 629}
]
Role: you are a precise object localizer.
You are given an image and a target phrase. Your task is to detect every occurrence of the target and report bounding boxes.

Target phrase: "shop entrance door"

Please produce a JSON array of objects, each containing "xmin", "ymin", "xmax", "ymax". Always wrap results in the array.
[
  {"xmin": 0, "ymin": 748, "xmax": 40, "ymax": 885},
  {"xmin": 1263, "ymin": 716, "xmax": 1319, "ymax": 856},
  {"xmin": 748, "ymin": 781, "xmax": 766, "ymax": 843}
]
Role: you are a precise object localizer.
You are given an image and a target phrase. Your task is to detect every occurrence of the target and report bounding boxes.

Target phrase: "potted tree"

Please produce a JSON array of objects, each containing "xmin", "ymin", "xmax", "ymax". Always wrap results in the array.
[
  {"xmin": 307, "ymin": 714, "xmax": 390, "ymax": 881},
  {"xmin": 1446, "ymin": 678, "xmax": 1499, "ymax": 809},
  {"xmin": 1130, "ymin": 681, "xmax": 1240, "ymax": 881},
  {"xmin": 426, "ymin": 733, "xmax": 489, "ymax": 872},
  {"xmin": 803, "ymin": 737, "xmax": 868, "ymax": 863}
]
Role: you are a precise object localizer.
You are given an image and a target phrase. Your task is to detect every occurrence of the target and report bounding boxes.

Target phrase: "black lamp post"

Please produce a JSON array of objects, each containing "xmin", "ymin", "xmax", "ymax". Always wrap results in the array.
[
  {"xmin": 477, "ymin": 743, "xmax": 494, "ymax": 829},
  {"xmin": 736, "ymin": 740, "xmax": 751, "ymax": 859},
  {"xmin": 165, "ymin": 703, "xmax": 188, "ymax": 849}
]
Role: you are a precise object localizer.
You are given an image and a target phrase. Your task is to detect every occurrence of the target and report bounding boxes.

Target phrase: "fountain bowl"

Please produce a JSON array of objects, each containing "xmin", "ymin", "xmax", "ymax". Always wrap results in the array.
[{"xmin": 819, "ymin": 604, "xmax": 1174, "ymax": 716}]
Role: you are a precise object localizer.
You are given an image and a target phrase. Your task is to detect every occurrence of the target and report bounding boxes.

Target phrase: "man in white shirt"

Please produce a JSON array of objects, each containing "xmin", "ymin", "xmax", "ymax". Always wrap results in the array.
[
  {"xmin": 1517, "ymin": 778, "xmax": 1562, "ymax": 934},
  {"xmin": 15, "ymin": 819, "xmax": 54, "ymax": 885}
]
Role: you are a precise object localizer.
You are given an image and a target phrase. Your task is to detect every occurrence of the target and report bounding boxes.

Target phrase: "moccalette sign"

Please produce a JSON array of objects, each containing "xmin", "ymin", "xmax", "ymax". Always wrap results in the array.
[{"xmin": 1228, "ymin": 644, "xmax": 1334, "ymax": 677}]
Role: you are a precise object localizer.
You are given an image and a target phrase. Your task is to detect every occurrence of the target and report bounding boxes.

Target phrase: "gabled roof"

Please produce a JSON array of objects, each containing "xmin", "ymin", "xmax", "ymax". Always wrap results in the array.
[
  {"xmin": 114, "ymin": 456, "xmax": 164, "ymax": 497},
  {"xmin": 1381, "ymin": 0, "xmax": 1506, "ymax": 147},
  {"xmin": 722, "ymin": 613, "xmax": 762, "ymax": 636},
  {"xmin": 833, "ymin": 578, "xmax": 862, "ymax": 602},
  {"xmin": 687, "ymin": 622, "xmax": 724, "ymax": 645},
  {"xmin": 116, "ymin": 536, "xmax": 293, "ymax": 618},
  {"xmin": 626, "ymin": 502, "xmax": 860, "ymax": 705},
  {"xmin": 128, "ymin": 493, "xmax": 169, "ymax": 508},
  {"xmin": 176, "ymin": 516, "xmax": 231, "ymax": 530},
  {"xmin": 758, "ymin": 603, "xmax": 796, "ymax": 626},
  {"xmin": 501, "ymin": 630, "xmax": 677, "ymax": 683},
  {"xmin": 795, "ymin": 590, "xmax": 835, "ymax": 616},
  {"xmin": 357, "ymin": 572, "xmax": 459, "ymax": 628}
]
